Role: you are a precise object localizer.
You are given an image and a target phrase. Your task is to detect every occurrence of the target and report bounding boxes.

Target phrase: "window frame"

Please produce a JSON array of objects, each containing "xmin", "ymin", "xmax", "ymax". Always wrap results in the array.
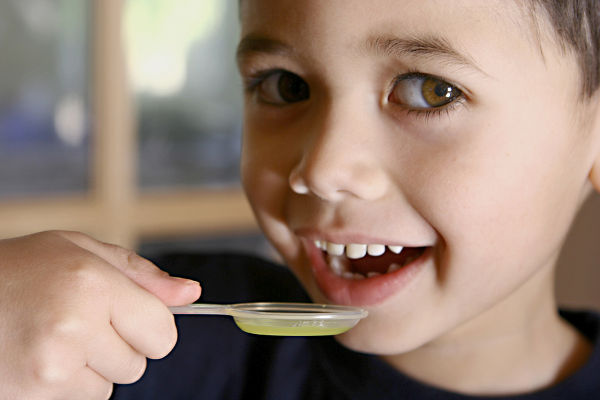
[{"xmin": 0, "ymin": 0, "xmax": 256, "ymax": 248}]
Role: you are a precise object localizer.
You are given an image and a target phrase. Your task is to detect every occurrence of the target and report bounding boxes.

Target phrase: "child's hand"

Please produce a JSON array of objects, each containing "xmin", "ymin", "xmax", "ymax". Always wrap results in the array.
[{"xmin": 0, "ymin": 231, "xmax": 201, "ymax": 399}]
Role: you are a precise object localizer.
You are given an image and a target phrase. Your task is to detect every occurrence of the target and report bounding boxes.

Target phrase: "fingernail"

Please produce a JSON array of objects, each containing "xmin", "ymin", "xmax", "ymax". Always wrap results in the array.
[{"xmin": 170, "ymin": 276, "xmax": 201, "ymax": 287}]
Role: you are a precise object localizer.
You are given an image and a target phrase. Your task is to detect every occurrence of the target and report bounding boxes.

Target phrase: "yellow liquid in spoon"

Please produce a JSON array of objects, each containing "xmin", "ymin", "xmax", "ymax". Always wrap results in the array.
[{"xmin": 234, "ymin": 319, "xmax": 352, "ymax": 336}]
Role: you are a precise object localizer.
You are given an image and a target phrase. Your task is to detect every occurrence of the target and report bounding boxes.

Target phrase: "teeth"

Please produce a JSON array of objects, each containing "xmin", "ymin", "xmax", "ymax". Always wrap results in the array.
[
  {"xmin": 346, "ymin": 243, "xmax": 367, "ymax": 259},
  {"xmin": 328, "ymin": 256, "xmax": 346, "ymax": 275},
  {"xmin": 388, "ymin": 245, "xmax": 403, "ymax": 254},
  {"xmin": 342, "ymin": 272, "xmax": 354, "ymax": 279},
  {"xmin": 327, "ymin": 250, "xmax": 407, "ymax": 278},
  {"xmin": 319, "ymin": 240, "xmax": 412, "ymax": 277},
  {"xmin": 367, "ymin": 244, "xmax": 385, "ymax": 256},
  {"xmin": 341, "ymin": 272, "xmax": 366, "ymax": 280},
  {"xmin": 326, "ymin": 242, "xmax": 345, "ymax": 256},
  {"xmin": 318, "ymin": 240, "xmax": 402, "ymax": 259}
]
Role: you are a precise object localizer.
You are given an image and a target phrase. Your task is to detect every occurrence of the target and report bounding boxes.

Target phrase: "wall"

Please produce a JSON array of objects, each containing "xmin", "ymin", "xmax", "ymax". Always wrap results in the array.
[{"xmin": 557, "ymin": 194, "xmax": 600, "ymax": 311}]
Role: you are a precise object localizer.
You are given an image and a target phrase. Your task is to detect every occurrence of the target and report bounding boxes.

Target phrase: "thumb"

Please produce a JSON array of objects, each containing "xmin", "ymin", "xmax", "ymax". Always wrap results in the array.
[
  {"xmin": 55, "ymin": 231, "xmax": 202, "ymax": 306},
  {"xmin": 127, "ymin": 265, "xmax": 202, "ymax": 307}
]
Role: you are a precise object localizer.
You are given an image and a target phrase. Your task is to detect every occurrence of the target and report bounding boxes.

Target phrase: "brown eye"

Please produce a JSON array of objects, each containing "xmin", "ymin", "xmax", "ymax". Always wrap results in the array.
[
  {"xmin": 257, "ymin": 70, "xmax": 309, "ymax": 104},
  {"xmin": 389, "ymin": 74, "xmax": 461, "ymax": 109}
]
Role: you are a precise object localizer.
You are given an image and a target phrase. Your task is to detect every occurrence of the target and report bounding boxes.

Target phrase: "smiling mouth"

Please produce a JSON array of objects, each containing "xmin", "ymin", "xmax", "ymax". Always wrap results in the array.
[{"xmin": 315, "ymin": 240, "xmax": 427, "ymax": 279}]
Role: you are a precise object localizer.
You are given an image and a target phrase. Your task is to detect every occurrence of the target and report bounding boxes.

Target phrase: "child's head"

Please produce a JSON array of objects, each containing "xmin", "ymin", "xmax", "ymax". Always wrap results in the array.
[{"xmin": 236, "ymin": 0, "xmax": 600, "ymax": 355}]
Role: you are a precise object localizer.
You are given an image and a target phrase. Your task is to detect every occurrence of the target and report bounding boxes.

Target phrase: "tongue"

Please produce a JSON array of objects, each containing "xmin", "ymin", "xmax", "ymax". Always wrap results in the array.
[{"xmin": 349, "ymin": 247, "xmax": 425, "ymax": 275}]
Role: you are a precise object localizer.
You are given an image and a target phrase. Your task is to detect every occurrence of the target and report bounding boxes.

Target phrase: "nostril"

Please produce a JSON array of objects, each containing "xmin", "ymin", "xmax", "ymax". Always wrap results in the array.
[
  {"xmin": 289, "ymin": 149, "xmax": 389, "ymax": 201},
  {"xmin": 289, "ymin": 168, "xmax": 310, "ymax": 194},
  {"xmin": 289, "ymin": 165, "xmax": 344, "ymax": 201},
  {"xmin": 289, "ymin": 163, "xmax": 388, "ymax": 202}
]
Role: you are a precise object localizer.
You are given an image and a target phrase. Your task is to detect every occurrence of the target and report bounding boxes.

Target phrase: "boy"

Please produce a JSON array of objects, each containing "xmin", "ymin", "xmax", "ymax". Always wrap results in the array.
[{"xmin": 1, "ymin": 0, "xmax": 599, "ymax": 398}]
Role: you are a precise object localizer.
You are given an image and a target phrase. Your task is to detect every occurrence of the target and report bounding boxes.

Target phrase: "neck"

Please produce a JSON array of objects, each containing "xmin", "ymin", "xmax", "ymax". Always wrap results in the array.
[{"xmin": 381, "ymin": 265, "xmax": 592, "ymax": 396}]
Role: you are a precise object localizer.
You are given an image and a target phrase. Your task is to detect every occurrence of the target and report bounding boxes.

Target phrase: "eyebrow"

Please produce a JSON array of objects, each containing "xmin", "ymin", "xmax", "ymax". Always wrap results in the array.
[
  {"xmin": 237, "ymin": 33, "xmax": 486, "ymax": 76},
  {"xmin": 236, "ymin": 35, "xmax": 291, "ymax": 63},
  {"xmin": 366, "ymin": 35, "xmax": 485, "ymax": 74}
]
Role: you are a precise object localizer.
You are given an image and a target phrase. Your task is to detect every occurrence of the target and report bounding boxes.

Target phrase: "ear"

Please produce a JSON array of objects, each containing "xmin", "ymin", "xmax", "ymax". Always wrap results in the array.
[
  {"xmin": 590, "ymin": 159, "xmax": 600, "ymax": 193},
  {"xmin": 588, "ymin": 94, "xmax": 600, "ymax": 194}
]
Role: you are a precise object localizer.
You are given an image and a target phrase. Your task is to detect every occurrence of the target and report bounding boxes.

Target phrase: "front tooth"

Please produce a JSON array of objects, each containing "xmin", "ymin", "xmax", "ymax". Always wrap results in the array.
[
  {"xmin": 326, "ymin": 242, "xmax": 345, "ymax": 256},
  {"xmin": 346, "ymin": 243, "xmax": 367, "ymax": 259},
  {"xmin": 388, "ymin": 245, "xmax": 404, "ymax": 254},
  {"xmin": 314, "ymin": 240, "xmax": 323, "ymax": 249},
  {"xmin": 367, "ymin": 244, "xmax": 385, "ymax": 256}
]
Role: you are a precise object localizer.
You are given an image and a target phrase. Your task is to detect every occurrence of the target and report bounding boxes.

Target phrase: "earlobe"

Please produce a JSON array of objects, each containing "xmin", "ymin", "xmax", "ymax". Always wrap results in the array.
[
  {"xmin": 587, "ymin": 95, "xmax": 600, "ymax": 194},
  {"xmin": 590, "ymin": 160, "xmax": 600, "ymax": 193}
]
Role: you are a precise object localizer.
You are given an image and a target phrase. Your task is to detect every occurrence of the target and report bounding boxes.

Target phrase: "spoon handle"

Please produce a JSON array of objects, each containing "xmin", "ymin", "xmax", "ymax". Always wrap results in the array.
[{"xmin": 169, "ymin": 304, "xmax": 230, "ymax": 315}]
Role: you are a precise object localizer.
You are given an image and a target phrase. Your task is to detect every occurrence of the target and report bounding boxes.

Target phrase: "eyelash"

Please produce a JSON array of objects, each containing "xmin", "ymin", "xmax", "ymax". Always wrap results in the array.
[
  {"xmin": 390, "ymin": 70, "xmax": 466, "ymax": 120},
  {"xmin": 243, "ymin": 69, "xmax": 467, "ymax": 119},
  {"xmin": 243, "ymin": 69, "xmax": 282, "ymax": 93},
  {"xmin": 402, "ymin": 95, "xmax": 466, "ymax": 122}
]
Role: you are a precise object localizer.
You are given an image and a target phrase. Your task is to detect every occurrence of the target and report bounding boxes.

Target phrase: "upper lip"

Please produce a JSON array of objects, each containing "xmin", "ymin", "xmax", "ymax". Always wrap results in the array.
[{"xmin": 294, "ymin": 227, "xmax": 430, "ymax": 247}]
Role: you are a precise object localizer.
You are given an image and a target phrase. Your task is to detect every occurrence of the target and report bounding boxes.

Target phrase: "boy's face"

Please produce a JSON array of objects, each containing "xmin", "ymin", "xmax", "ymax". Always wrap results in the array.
[{"xmin": 238, "ymin": 0, "xmax": 600, "ymax": 353}]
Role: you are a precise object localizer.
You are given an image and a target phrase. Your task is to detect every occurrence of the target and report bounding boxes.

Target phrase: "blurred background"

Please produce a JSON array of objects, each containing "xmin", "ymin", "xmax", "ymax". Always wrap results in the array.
[{"xmin": 0, "ymin": 0, "xmax": 597, "ymax": 311}]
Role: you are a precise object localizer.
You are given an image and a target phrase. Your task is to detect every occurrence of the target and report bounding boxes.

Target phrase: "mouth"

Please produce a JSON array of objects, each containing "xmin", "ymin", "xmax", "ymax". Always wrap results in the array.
[
  {"xmin": 304, "ymin": 239, "xmax": 431, "ymax": 306},
  {"xmin": 316, "ymin": 240, "xmax": 426, "ymax": 279}
]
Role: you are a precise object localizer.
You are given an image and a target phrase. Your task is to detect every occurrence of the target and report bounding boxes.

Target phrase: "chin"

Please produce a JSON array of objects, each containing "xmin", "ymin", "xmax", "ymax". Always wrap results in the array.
[
  {"xmin": 332, "ymin": 311, "xmax": 434, "ymax": 356},
  {"xmin": 334, "ymin": 327, "xmax": 412, "ymax": 356}
]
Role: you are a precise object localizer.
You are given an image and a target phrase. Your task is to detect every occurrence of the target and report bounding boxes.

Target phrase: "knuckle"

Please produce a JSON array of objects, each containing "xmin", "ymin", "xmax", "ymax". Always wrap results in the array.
[
  {"xmin": 108, "ymin": 244, "xmax": 143, "ymax": 269},
  {"xmin": 109, "ymin": 244, "xmax": 159, "ymax": 274},
  {"xmin": 27, "ymin": 318, "xmax": 85, "ymax": 386},
  {"xmin": 45, "ymin": 314, "xmax": 85, "ymax": 340},
  {"xmin": 48, "ymin": 229, "xmax": 85, "ymax": 242},
  {"xmin": 108, "ymin": 243, "xmax": 134, "ymax": 261},
  {"xmin": 132, "ymin": 255, "xmax": 161, "ymax": 273},
  {"xmin": 45, "ymin": 229, "xmax": 69, "ymax": 237},
  {"xmin": 67, "ymin": 260, "xmax": 105, "ymax": 290},
  {"xmin": 29, "ymin": 343, "xmax": 69, "ymax": 386}
]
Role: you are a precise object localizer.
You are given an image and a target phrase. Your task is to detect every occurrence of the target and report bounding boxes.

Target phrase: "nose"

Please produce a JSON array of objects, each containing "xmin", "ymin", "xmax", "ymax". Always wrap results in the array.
[{"xmin": 288, "ymin": 100, "xmax": 390, "ymax": 202}]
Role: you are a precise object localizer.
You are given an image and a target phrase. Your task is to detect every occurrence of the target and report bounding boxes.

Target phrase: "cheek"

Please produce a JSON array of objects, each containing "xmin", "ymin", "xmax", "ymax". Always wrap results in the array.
[
  {"xmin": 242, "ymin": 136, "xmax": 285, "ymax": 218},
  {"xmin": 241, "ymin": 108, "xmax": 311, "ymax": 213},
  {"xmin": 418, "ymin": 102, "xmax": 589, "ymax": 274},
  {"xmin": 241, "ymin": 118, "xmax": 290, "ymax": 198},
  {"xmin": 241, "ymin": 124, "xmax": 302, "ymax": 259}
]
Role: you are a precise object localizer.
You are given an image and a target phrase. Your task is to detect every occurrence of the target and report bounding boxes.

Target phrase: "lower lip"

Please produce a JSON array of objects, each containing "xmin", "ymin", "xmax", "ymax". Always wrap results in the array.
[{"xmin": 304, "ymin": 240, "xmax": 430, "ymax": 307}]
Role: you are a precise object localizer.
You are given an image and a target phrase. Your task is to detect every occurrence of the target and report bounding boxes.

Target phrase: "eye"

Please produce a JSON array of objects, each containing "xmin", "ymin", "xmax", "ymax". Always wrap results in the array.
[
  {"xmin": 254, "ymin": 70, "xmax": 310, "ymax": 105},
  {"xmin": 388, "ymin": 73, "xmax": 462, "ymax": 110}
]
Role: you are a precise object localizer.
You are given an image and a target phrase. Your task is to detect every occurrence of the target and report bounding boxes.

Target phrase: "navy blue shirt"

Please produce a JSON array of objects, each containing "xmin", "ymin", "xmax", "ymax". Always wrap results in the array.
[{"xmin": 111, "ymin": 253, "xmax": 600, "ymax": 399}]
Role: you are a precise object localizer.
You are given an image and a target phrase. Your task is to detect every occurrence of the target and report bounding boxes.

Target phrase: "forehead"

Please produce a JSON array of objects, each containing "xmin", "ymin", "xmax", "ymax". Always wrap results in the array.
[
  {"xmin": 238, "ymin": 0, "xmax": 582, "ymax": 106},
  {"xmin": 239, "ymin": 0, "xmax": 547, "ymax": 74},
  {"xmin": 239, "ymin": 0, "xmax": 528, "ymax": 52}
]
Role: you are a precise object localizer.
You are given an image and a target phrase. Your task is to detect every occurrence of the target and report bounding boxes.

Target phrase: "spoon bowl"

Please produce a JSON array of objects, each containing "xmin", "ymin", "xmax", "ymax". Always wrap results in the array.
[{"xmin": 169, "ymin": 302, "xmax": 368, "ymax": 336}]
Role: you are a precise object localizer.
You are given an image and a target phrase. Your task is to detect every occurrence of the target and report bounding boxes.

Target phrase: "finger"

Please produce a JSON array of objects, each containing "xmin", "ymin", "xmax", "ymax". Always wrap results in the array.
[
  {"xmin": 58, "ymin": 367, "xmax": 113, "ymax": 400},
  {"xmin": 109, "ymin": 277, "xmax": 178, "ymax": 359},
  {"xmin": 55, "ymin": 231, "xmax": 201, "ymax": 306},
  {"xmin": 86, "ymin": 327, "xmax": 147, "ymax": 384},
  {"xmin": 128, "ymin": 272, "xmax": 201, "ymax": 307}
]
